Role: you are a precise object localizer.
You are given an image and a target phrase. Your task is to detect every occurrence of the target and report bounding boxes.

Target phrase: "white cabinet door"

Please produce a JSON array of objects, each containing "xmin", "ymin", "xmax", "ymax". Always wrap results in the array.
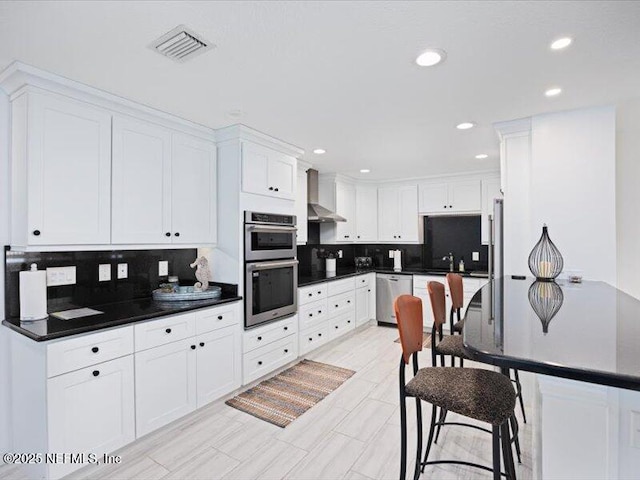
[
  {"xmin": 355, "ymin": 287, "xmax": 369, "ymax": 326},
  {"xmin": 47, "ymin": 356, "xmax": 135, "ymax": 478},
  {"xmin": 295, "ymin": 168, "xmax": 308, "ymax": 244},
  {"xmin": 448, "ymin": 180, "xmax": 481, "ymax": 212},
  {"xmin": 112, "ymin": 116, "xmax": 172, "ymax": 244},
  {"xmin": 355, "ymin": 186, "xmax": 378, "ymax": 242},
  {"xmin": 481, "ymin": 178, "xmax": 502, "ymax": 244},
  {"xmin": 196, "ymin": 325, "xmax": 241, "ymax": 407},
  {"xmin": 377, "ymin": 186, "xmax": 400, "ymax": 242},
  {"xmin": 419, "ymin": 183, "xmax": 448, "ymax": 214},
  {"xmin": 241, "ymin": 141, "xmax": 270, "ymax": 196},
  {"xmin": 268, "ymin": 152, "xmax": 296, "ymax": 200},
  {"xmin": 171, "ymin": 134, "xmax": 217, "ymax": 244},
  {"xmin": 335, "ymin": 182, "xmax": 356, "ymax": 241},
  {"xmin": 27, "ymin": 93, "xmax": 112, "ymax": 245},
  {"xmin": 135, "ymin": 338, "xmax": 197, "ymax": 436},
  {"xmin": 398, "ymin": 185, "xmax": 419, "ymax": 242}
]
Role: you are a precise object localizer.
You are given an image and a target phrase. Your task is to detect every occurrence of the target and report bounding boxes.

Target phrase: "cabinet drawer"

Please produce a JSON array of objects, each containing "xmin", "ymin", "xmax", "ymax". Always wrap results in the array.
[
  {"xmin": 299, "ymin": 283, "xmax": 327, "ymax": 305},
  {"xmin": 355, "ymin": 275, "xmax": 370, "ymax": 289},
  {"xmin": 47, "ymin": 326, "xmax": 134, "ymax": 378},
  {"xmin": 299, "ymin": 322, "xmax": 330, "ymax": 355},
  {"xmin": 195, "ymin": 304, "xmax": 238, "ymax": 335},
  {"xmin": 327, "ymin": 277, "xmax": 356, "ymax": 297},
  {"xmin": 328, "ymin": 312, "xmax": 356, "ymax": 340},
  {"xmin": 243, "ymin": 334, "xmax": 298, "ymax": 385},
  {"xmin": 243, "ymin": 315, "xmax": 298, "ymax": 353},
  {"xmin": 328, "ymin": 291, "xmax": 355, "ymax": 316},
  {"xmin": 298, "ymin": 298, "xmax": 329, "ymax": 330},
  {"xmin": 134, "ymin": 313, "xmax": 195, "ymax": 352}
]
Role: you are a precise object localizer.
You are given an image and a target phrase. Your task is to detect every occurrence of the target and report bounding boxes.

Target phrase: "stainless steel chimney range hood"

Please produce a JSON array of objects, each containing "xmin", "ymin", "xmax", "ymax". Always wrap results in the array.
[{"xmin": 307, "ymin": 169, "xmax": 346, "ymax": 222}]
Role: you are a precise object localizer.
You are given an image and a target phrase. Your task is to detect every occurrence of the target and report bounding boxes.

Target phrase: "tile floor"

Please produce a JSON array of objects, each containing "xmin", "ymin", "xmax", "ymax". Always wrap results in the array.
[{"xmin": 0, "ymin": 324, "xmax": 532, "ymax": 480}]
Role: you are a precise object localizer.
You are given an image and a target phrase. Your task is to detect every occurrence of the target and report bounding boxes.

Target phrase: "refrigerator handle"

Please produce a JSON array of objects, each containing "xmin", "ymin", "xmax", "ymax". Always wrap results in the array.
[{"xmin": 488, "ymin": 214, "xmax": 494, "ymax": 280}]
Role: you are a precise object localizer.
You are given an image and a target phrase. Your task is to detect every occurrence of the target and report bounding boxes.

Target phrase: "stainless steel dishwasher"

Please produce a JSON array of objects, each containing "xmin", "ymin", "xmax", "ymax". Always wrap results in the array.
[{"xmin": 376, "ymin": 273, "xmax": 413, "ymax": 325}]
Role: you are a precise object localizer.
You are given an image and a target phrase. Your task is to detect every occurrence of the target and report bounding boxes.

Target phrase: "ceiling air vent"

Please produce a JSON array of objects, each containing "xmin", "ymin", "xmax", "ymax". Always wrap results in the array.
[{"xmin": 150, "ymin": 25, "xmax": 213, "ymax": 63}]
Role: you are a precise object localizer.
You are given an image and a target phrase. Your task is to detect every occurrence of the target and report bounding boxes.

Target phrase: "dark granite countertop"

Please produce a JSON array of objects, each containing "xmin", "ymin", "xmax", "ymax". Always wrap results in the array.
[
  {"xmin": 2, "ymin": 293, "xmax": 242, "ymax": 342},
  {"xmin": 463, "ymin": 277, "xmax": 640, "ymax": 391},
  {"xmin": 298, "ymin": 267, "xmax": 488, "ymax": 287}
]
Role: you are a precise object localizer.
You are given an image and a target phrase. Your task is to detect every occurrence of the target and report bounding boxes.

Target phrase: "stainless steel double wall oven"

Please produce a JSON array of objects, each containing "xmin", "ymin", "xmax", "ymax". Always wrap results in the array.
[{"xmin": 244, "ymin": 211, "xmax": 298, "ymax": 328}]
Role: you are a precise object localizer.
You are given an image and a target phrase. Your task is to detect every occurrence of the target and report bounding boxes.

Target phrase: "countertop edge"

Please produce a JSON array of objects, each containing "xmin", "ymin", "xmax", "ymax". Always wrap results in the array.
[
  {"xmin": 298, "ymin": 269, "xmax": 489, "ymax": 287},
  {"xmin": 2, "ymin": 296, "xmax": 243, "ymax": 342}
]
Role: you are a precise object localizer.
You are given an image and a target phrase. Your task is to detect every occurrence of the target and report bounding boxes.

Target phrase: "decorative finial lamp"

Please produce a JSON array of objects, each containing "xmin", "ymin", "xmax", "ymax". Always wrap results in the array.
[{"xmin": 528, "ymin": 224, "xmax": 563, "ymax": 281}]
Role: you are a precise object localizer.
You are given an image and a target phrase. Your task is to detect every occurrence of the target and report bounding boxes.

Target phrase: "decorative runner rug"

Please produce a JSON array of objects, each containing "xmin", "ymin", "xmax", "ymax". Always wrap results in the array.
[
  {"xmin": 394, "ymin": 333, "xmax": 432, "ymax": 348},
  {"xmin": 225, "ymin": 360, "xmax": 355, "ymax": 428}
]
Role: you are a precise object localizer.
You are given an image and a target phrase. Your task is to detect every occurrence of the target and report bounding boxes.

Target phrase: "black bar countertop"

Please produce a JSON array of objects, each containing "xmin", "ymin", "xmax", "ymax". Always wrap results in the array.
[
  {"xmin": 298, "ymin": 267, "xmax": 489, "ymax": 287},
  {"xmin": 463, "ymin": 277, "xmax": 640, "ymax": 391},
  {"xmin": 2, "ymin": 292, "xmax": 242, "ymax": 342}
]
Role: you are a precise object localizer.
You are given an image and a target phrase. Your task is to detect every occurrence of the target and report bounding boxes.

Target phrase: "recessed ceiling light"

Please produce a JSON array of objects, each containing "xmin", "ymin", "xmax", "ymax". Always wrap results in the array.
[
  {"xmin": 313, "ymin": 148, "xmax": 326, "ymax": 155},
  {"xmin": 475, "ymin": 154, "xmax": 488, "ymax": 159},
  {"xmin": 226, "ymin": 109, "xmax": 244, "ymax": 119},
  {"xmin": 415, "ymin": 49, "xmax": 447, "ymax": 67},
  {"xmin": 551, "ymin": 37, "xmax": 572, "ymax": 50},
  {"xmin": 456, "ymin": 122, "xmax": 475, "ymax": 130},
  {"xmin": 360, "ymin": 169, "xmax": 371, "ymax": 173},
  {"xmin": 545, "ymin": 87, "xmax": 562, "ymax": 97}
]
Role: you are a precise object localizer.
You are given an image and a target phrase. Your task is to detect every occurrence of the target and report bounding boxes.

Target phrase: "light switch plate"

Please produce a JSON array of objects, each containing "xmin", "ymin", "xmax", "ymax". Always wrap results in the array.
[
  {"xmin": 389, "ymin": 250, "xmax": 394, "ymax": 259},
  {"xmin": 337, "ymin": 250, "xmax": 343, "ymax": 259},
  {"xmin": 472, "ymin": 251, "xmax": 480, "ymax": 261},
  {"xmin": 98, "ymin": 264, "xmax": 111, "ymax": 282},
  {"xmin": 46, "ymin": 266, "xmax": 76, "ymax": 286},
  {"xmin": 117, "ymin": 263, "xmax": 128, "ymax": 279},
  {"xmin": 158, "ymin": 261, "xmax": 169, "ymax": 276}
]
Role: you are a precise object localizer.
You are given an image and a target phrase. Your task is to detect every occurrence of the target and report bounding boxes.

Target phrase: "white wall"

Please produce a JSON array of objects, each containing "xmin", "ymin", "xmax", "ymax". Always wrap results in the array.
[
  {"xmin": 0, "ymin": 89, "xmax": 11, "ymax": 457},
  {"xmin": 616, "ymin": 98, "xmax": 640, "ymax": 299}
]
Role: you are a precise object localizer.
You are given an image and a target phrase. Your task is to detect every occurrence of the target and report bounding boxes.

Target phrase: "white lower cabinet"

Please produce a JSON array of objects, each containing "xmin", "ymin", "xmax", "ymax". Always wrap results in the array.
[
  {"xmin": 356, "ymin": 286, "xmax": 370, "ymax": 326},
  {"xmin": 135, "ymin": 338, "xmax": 197, "ymax": 436},
  {"xmin": 47, "ymin": 355, "xmax": 135, "ymax": 479},
  {"xmin": 196, "ymin": 326, "xmax": 242, "ymax": 406},
  {"xmin": 243, "ymin": 334, "xmax": 299, "ymax": 384}
]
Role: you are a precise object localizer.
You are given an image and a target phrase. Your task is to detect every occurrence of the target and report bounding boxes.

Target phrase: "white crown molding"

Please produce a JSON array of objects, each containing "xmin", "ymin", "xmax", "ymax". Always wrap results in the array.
[
  {"xmin": 493, "ymin": 117, "xmax": 532, "ymax": 141},
  {"xmin": 0, "ymin": 61, "xmax": 215, "ymax": 139},
  {"xmin": 214, "ymin": 123, "xmax": 304, "ymax": 157},
  {"xmin": 298, "ymin": 159, "xmax": 312, "ymax": 171},
  {"xmin": 327, "ymin": 168, "xmax": 500, "ymax": 186}
]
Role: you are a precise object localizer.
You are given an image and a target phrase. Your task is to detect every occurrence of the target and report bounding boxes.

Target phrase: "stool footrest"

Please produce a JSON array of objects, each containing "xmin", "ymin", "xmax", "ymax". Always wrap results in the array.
[{"xmin": 421, "ymin": 459, "xmax": 509, "ymax": 477}]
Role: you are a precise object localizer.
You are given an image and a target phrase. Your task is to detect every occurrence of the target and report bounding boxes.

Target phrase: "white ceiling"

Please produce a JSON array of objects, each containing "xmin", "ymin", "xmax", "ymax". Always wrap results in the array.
[{"xmin": 1, "ymin": 1, "xmax": 639, "ymax": 180}]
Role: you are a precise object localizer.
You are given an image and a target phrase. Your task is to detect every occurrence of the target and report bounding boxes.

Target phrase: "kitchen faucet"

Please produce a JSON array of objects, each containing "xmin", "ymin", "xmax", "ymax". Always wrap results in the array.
[{"xmin": 442, "ymin": 252, "xmax": 454, "ymax": 272}]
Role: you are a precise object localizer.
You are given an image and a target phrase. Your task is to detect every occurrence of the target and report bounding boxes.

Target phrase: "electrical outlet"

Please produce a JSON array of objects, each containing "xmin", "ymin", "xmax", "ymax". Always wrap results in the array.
[
  {"xmin": 98, "ymin": 264, "xmax": 111, "ymax": 282},
  {"xmin": 472, "ymin": 251, "xmax": 480, "ymax": 261},
  {"xmin": 46, "ymin": 266, "xmax": 76, "ymax": 286},
  {"xmin": 117, "ymin": 263, "xmax": 128, "ymax": 279},
  {"xmin": 158, "ymin": 260, "xmax": 169, "ymax": 276},
  {"xmin": 389, "ymin": 250, "xmax": 394, "ymax": 259}
]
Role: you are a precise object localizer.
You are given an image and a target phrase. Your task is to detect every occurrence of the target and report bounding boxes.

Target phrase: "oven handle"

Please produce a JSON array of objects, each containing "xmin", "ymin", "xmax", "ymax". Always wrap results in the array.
[
  {"xmin": 248, "ymin": 259, "xmax": 299, "ymax": 271},
  {"xmin": 247, "ymin": 225, "xmax": 298, "ymax": 233}
]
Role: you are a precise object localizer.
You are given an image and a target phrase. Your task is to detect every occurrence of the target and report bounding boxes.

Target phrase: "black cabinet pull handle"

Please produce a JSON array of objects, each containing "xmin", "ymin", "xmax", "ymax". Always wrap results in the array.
[
  {"xmin": 218, "ymin": 315, "xmax": 223, "ymax": 320},
  {"xmin": 268, "ymin": 186, "xmax": 274, "ymax": 191},
  {"xmin": 284, "ymin": 326, "xmax": 288, "ymax": 331},
  {"xmin": 317, "ymin": 291, "xmax": 321, "ymax": 294},
  {"xmin": 398, "ymin": 235, "xmax": 401, "ymax": 239},
  {"xmin": 335, "ymin": 304, "xmax": 339, "ymax": 308},
  {"xmin": 318, "ymin": 310, "xmax": 322, "ymax": 314},
  {"xmin": 91, "ymin": 347, "xmax": 99, "ymax": 353},
  {"xmin": 92, "ymin": 370, "xmax": 99, "ymax": 377},
  {"xmin": 368, "ymin": 289, "xmax": 371, "ymax": 292},
  {"xmin": 308, "ymin": 293, "xmax": 312, "ymax": 297},
  {"xmin": 348, "ymin": 320, "xmax": 351, "ymax": 323},
  {"xmin": 357, "ymin": 236, "xmax": 360, "ymax": 239},
  {"xmin": 309, "ymin": 313, "xmax": 313, "ymax": 317},
  {"xmin": 33, "ymin": 230, "xmax": 41, "ymax": 236},
  {"xmin": 335, "ymin": 325, "xmax": 339, "ymax": 329},
  {"xmin": 274, "ymin": 187, "xmax": 279, "ymax": 192},
  {"xmin": 258, "ymin": 360, "xmax": 263, "ymax": 365},
  {"xmin": 199, "ymin": 342, "xmax": 205, "ymax": 347},
  {"xmin": 393, "ymin": 235, "xmax": 397, "ymax": 238},
  {"xmin": 257, "ymin": 336, "xmax": 263, "ymax": 341},
  {"xmin": 318, "ymin": 333, "xmax": 322, "ymax": 337},
  {"xmin": 449, "ymin": 205, "xmax": 453, "ymax": 208},
  {"xmin": 174, "ymin": 232, "xmax": 180, "ymax": 237},
  {"xmin": 165, "ymin": 232, "xmax": 171, "ymax": 237},
  {"xmin": 190, "ymin": 345, "xmax": 196, "ymax": 350},
  {"xmin": 166, "ymin": 328, "xmax": 172, "ymax": 334},
  {"xmin": 347, "ymin": 300, "xmax": 351, "ymax": 303},
  {"xmin": 284, "ymin": 349, "xmax": 288, "ymax": 353}
]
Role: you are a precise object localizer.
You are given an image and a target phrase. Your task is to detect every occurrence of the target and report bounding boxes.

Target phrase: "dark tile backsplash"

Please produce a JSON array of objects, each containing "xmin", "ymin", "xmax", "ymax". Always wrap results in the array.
[{"xmin": 4, "ymin": 247, "xmax": 203, "ymax": 318}]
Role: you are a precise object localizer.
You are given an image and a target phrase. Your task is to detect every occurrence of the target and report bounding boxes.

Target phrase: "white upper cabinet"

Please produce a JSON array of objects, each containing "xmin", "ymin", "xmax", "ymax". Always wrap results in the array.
[
  {"xmin": 419, "ymin": 180, "xmax": 481, "ymax": 214},
  {"xmin": 12, "ymin": 92, "xmax": 112, "ymax": 247},
  {"xmin": 112, "ymin": 118, "xmax": 217, "ymax": 245},
  {"xmin": 481, "ymin": 177, "xmax": 502, "ymax": 245},
  {"xmin": 295, "ymin": 166, "xmax": 309, "ymax": 244},
  {"xmin": 355, "ymin": 186, "xmax": 378, "ymax": 242},
  {"xmin": 335, "ymin": 182, "xmax": 356, "ymax": 241},
  {"xmin": 242, "ymin": 141, "xmax": 296, "ymax": 200},
  {"xmin": 171, "ymin": 133, "xmax": 217, "ymax": 244},
  {"xmin": 378, "ymin": 185, "xmax": 419, "ymax": 242},
  {"xmin": 112, "ymin": 116, "xmax": 172, "ymax": 244}
]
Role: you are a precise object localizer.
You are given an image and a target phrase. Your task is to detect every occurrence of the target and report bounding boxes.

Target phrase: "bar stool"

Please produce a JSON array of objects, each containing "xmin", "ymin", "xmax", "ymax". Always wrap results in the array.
[
  {"xmin": 445, "ymin": 273, "xmax": 527, "ymax": 425},
  {"xmin": 395, "ymin": 294, "xmax": 517, "ymax": 480}
]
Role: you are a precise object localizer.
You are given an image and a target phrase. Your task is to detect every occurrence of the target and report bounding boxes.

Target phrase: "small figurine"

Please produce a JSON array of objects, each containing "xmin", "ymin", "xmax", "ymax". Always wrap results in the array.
[{"xmin": 190, "ymin": 256, "xmax": 212, "ymax": 291}]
